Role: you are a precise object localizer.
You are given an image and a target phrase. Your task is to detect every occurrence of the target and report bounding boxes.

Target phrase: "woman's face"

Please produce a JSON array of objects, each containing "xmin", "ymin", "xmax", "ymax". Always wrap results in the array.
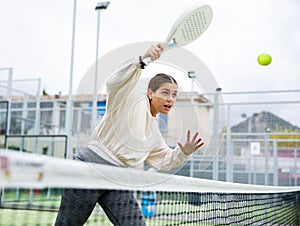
[{"xmin": 148, "ymin": 83, "xmax": 178, "ymax": 117}]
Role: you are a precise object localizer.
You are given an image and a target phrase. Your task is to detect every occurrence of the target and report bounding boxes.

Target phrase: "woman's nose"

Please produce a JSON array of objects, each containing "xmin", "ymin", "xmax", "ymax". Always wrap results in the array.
[{"xmin": 166, "ymin": 96, "xmax": 175, "ymax": 102}]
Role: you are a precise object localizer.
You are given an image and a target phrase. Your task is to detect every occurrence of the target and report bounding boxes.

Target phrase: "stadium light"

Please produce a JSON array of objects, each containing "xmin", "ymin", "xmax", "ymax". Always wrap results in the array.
[{"xmin": 91, "ymin": 1, "xmax": 110, "ymax": 127}]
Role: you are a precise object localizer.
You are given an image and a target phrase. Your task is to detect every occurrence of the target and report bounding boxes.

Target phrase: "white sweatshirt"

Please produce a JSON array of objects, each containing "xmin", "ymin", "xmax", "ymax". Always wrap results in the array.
[{"xmin": 87, "ymin": 58, "xmax": 189, "ymax": 171}]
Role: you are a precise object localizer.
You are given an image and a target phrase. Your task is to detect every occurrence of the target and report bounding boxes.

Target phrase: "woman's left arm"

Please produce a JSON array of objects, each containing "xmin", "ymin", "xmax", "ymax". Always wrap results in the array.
[{"xmin": 145, "ymin": 131, "xmax": 204, "ymax": 171}]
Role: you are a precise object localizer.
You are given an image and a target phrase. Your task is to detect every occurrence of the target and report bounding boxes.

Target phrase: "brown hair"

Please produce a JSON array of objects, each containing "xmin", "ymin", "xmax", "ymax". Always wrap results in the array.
[{"xmin": 148, "ymin": 73, "xmax": 178, "ymax": 92}]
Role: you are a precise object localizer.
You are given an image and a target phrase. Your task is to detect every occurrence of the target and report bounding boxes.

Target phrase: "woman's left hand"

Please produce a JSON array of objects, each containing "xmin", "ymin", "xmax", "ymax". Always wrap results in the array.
[{"xmin": 177, "ymin": 130, "xmax": 204, "ymax": 155}]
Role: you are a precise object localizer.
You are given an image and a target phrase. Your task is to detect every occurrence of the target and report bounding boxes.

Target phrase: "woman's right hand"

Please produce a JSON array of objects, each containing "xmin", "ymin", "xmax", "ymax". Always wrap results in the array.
[{"xmin": 142, "ymin": 43, "xmax": 165, "ymax": 61}]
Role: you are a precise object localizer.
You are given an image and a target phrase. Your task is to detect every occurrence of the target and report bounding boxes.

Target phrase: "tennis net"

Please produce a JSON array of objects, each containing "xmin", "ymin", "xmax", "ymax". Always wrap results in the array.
[{"xmin": 1, "ymin": 150, "xmax": 300, "ymax": 225}]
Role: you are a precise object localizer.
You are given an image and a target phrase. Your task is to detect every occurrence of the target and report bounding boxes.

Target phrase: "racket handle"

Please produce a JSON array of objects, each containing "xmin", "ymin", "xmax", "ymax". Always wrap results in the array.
[
  {"xmin": 166, "ymin": 40, "xmax": 176, "ymax": 49},
  {"xmin": 141, "ymin": 41, "xmax": 168, "ymax": 64}
]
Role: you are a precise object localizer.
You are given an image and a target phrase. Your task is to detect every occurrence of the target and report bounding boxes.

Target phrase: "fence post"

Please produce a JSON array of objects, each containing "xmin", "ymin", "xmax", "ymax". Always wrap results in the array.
[
  {"xmin": 212, "ymin": 88, "xmax": 221, "ymax": 181},
  {"xmin": 273, "ymin": 141, "xmax": 278, "ymax": 186},
  {"xmin": 226, "ymin": 105, "xmax": 232, "ymax": 182},
  {"xmin": 294, "ymin": 148, "xmax": 298, "ymax": 186},
  {"xmin": 264, "ymin": 129, "xmax": 270, "ymax": 185}
]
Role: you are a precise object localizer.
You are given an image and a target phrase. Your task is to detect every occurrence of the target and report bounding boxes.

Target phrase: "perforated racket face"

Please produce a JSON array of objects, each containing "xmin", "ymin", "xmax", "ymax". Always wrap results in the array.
[{"xmin": 166, "ymin": 5, "xmax": 213, "ymax": 49}]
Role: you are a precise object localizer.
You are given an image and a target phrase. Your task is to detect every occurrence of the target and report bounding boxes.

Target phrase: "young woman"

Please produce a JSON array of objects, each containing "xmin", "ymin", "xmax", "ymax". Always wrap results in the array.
[{"xmin": 55, "ymin": 43, "xmax": 204, "ymax": 226}]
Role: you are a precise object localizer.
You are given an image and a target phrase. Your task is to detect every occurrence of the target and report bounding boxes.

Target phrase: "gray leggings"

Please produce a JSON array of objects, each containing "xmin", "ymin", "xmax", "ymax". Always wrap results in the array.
[{"xmin": 55, "ymin": 149, "xmax": 146, "ymax": 226}]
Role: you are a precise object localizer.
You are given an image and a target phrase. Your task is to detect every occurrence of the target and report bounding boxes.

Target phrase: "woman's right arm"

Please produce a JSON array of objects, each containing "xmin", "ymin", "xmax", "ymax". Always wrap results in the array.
[
  {"xmin": 105, "ymin": 59, "xmax": 144, "ymax": 89},
  {"xmin": 106, "ymin": 43, "xmax": 165, "ymax": 89},
  {"xmin": 104, "ymin": 43, "xmax": 165, "ymax": 113}
]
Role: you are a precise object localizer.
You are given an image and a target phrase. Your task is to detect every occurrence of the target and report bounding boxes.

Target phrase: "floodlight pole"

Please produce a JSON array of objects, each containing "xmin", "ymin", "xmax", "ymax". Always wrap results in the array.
[
  {"xmin": 66, "ymin": 0, "xmax": 77, "ymax": 159},
  {"xmin": 91, "ymin": 1, "xmax": 110, "ymax": 129}
]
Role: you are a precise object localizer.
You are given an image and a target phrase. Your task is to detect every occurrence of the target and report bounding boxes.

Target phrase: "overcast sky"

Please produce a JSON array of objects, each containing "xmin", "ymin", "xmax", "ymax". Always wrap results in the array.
[{"xmin": 1, "ymin": 0, "xmax": 300, "ymax": 125}]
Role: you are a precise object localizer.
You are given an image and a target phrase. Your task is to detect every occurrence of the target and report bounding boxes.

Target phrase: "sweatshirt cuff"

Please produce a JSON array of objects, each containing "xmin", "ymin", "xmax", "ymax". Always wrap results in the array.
[
  {"xmin": 176, "ymin": 146, "xmax": 190, "ymax": 159},
  {"xmin": 139, "ymin": 56, "xmax": 152, "ymax": 69}
]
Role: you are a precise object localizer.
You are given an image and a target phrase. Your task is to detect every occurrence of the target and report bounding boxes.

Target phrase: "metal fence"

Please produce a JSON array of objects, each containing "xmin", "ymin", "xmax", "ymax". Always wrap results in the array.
[
  {"xmin": 0, "ymin": 89, "xmax": 299, "ymax": 186},
  {"xmin": 195, "ymin": 89, "xmax": 300, "ymax": 186}
]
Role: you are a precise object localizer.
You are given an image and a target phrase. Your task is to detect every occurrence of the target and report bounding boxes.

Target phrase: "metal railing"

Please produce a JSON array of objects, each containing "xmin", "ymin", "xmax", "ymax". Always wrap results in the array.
[{"xmin": 0, "ymin": 89, "xmax": 299, "ymax": 185}]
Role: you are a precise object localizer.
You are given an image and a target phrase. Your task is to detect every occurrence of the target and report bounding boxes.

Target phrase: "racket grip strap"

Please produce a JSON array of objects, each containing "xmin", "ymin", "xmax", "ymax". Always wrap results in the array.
[{"xmin": 139, "ymin": 56, "xmax": 147, "ymax": 69}]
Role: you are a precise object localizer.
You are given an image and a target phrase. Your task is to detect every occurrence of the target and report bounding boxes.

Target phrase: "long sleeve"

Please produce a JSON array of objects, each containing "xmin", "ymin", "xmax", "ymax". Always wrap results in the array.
[
  {"xmin": 105, "ymin": 59, "xmax": 142, "ymax": 115},
  {"xmin": 145, "ymin": 140, "xmax": 189, "ymax": 171},
  {"xmin": 105, "ymin": 57, "xmax": 152, "ymax": 115}
]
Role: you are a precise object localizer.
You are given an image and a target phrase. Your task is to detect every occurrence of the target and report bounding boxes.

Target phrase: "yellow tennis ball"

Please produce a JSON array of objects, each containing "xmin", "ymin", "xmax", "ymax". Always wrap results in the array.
[{"xmin": 257, "ymin": 53, "xmax": 272, "ymax": 66}]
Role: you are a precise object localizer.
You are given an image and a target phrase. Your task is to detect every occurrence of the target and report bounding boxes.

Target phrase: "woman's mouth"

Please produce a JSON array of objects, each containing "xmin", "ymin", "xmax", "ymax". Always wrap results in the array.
[{"xmin": 163, "ymin": 104, "xmax": 172, "ymax": 110}]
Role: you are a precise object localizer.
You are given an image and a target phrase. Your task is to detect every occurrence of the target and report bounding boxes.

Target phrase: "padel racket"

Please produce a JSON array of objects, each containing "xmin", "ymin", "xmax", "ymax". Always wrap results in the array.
[{"xmin": 164, "ymin": 3, "xmax": 213, "ymax": 50}]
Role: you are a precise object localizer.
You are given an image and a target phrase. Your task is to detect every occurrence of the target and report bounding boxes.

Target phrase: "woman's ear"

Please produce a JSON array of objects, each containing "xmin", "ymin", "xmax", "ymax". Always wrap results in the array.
[{"xmin": 147, "ymin": 89, "xmax": 153, "ymax": 101}]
